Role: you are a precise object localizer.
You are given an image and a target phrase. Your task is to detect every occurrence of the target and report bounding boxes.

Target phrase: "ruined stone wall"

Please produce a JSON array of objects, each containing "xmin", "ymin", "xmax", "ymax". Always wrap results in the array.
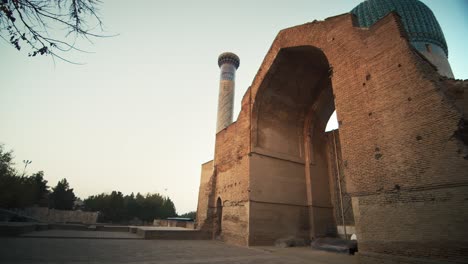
[
  {"xmin": 352, "ymin": 77, "xmax": 468, "ymax": 264},
  {"xmin": 441, "ymin": 78, "xmax": 467, "ymax": 141},
  {"xmin": 244, "ymin": 14, "xmax": 368, "ymax": 246},
  {"xmin": 196, "ymin": 160, "xmax": 214, "ymax": 231},
  {"xmin": 247, "ymin": 46, "xmax": 328, "ymax": 244},
  {"xmin": 197, "ymin": 11, "xmax": 467, "ymax": 262},
  {"xmin": 248, "ymin": 153, "xmax": 309, "ymax": 245},
  {"xmin": 18, "ymin": 207, "xmax": 98, "ymax": 224},
  {"xmin": 154, "ymin": 219, "xmax": 195, "ymax": 229},
  {"xmin": 334, "ymin": 16, "xmax": 467, "ymax": 264},
  {"xmin": 244, "ymin": 12, "xmax": 467, "ymax": 263},
  {"xmin": 211, "ymin": 89, "xmax": 252, "ymax": 246}
]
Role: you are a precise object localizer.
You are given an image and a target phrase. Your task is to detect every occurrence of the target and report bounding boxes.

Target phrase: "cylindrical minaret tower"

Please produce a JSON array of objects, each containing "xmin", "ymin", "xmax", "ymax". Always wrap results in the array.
[{"xmin": 216, "ymin": 52, "xmax": 240, "ymax": 133}]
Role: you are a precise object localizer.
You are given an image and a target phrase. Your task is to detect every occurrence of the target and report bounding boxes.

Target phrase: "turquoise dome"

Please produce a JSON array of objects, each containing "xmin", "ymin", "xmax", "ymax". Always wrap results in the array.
[{"xmin": 351, "ymin": 0, "xmax": 448, "ymax": 56}]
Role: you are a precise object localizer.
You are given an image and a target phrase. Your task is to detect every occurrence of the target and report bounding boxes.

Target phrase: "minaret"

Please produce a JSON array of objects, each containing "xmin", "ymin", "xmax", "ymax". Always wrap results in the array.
[{"xmin": 216, "ymin": 52, "xmax": 240, "ymax": 133}]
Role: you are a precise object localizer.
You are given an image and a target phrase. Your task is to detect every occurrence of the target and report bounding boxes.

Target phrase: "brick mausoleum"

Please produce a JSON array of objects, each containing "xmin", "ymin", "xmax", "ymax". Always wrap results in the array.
[{"xmin": 196, "ymin": 0, "xmax": 468, "ymax": 263}]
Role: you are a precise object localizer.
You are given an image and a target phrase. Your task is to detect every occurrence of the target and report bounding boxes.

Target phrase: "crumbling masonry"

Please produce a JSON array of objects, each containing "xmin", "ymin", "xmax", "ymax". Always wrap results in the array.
[{"xmin": 196, "ymin": 11, "xmax": 467, "ymax": 264}]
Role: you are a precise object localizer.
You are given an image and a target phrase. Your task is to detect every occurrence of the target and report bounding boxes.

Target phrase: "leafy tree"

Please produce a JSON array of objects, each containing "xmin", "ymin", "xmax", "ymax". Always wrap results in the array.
[
  {"xmin": 83, "ymin": 191, "xmax": 177, "ymax": 224},
  {"xmin": 14, "ymin": 171, "xmax": 50, "ymax": 207},
  {"xmin": 83, "ymin": 193, "xmax": 107, "ymax": 220},
  {"xmin": 0, "ymin": 145, "xmax": 17, "ymax": 207},
  {"xmin": 0, "ymin": 145, "xmax": 50, "ymax": 208},
  {"xmin": 179, "ymin": 211, "xmax": 196, "ymax": 220},
  {"xmin": 27, "ymin": 171, "xmax": 49, "ymax": 206},
  {"xmin": 124, "ymin": 192, "xmax": 140, "ymax": 221},
  {"xmin": 160, "ymin": 196, "xmax": 176, "ymax": 219},
  {"xmin": 107, "ymin": 191, "xmax": 125, "ymax": 221},
  {"xmin": 0, "ymin": 144, "xmax": 16, "ymax": 177},
  {"xmin": 0, "ymin": 0, "xmax": 105, "ymax": 62},
  {"xmin": 73, "ymin": 197, "xmax": 84, "ymax": 210},
  {"xmin": 49, "ymin": 178, "xmax": 76, "ymax": 210}
]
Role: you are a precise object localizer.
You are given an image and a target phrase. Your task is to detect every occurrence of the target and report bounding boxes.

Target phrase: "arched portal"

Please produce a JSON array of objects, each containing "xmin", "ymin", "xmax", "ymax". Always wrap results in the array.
[
  {"xmin": 249, "ymin": 46, "xmax": 353, "ymax": 245},
  {"xmin": 215, "ymin": 197, "xmax": 223, "ymax": 238}
]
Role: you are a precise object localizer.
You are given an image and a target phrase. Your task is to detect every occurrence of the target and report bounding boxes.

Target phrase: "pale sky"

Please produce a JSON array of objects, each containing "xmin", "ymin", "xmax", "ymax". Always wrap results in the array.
[{"xmin": 1, "ymin": 0, "xmax": 467, "ymax": 214}]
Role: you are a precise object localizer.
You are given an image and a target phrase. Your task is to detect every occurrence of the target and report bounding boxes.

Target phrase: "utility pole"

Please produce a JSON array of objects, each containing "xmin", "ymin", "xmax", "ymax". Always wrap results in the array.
[{"xmin": 22, "ymin": 160, "xmax": 32, "ymax": 177}]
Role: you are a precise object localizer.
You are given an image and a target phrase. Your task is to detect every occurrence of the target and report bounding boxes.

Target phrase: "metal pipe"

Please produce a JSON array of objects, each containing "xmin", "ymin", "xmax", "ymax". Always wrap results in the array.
[{"xmin": 332, "ymin": 132, "xmax": 347, "ymax": 239}]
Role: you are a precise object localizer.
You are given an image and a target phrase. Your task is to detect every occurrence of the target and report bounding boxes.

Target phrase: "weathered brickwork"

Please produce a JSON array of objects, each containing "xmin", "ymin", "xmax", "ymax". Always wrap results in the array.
[
  {"xmin": 196, "ymin": 88, "xmax": 252, "ymax": 246},
  {"xmin": 195, "ymin": 160, "xmax": 214, "ymax": 232},
  {"xmin": 196, "ymin": 12, "xmax": 467, "ymax": 263},
  {"xmin": 326, "ymin": 131, "xmax": 355, "ymax": 230}
]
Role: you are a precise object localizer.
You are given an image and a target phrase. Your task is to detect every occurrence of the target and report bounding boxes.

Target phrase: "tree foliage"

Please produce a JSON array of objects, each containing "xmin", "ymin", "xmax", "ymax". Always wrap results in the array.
[
  {"xmin": 178, "ymin": 211, "xmax": 196, "ymax": 220},
  {"xmin": 0, "ymin": 145, "xmax": 50, "ymax": 208},
  {"xmin": 49, "ymin": 178, "xmax": 76, "ymax": 210},
  {"xmin": 0, "ymin": 144, "xmax": 15, "ymax": 177},
  {"xmin": 0, "ymin": 0, "xmax": 104, "ymax": 61},
  {"xmin": 0, "ymin": 145, "xmax": 181, "ymax": 221},
  {"xmin": 83, "ymin": 192, "xmax": 177, "ymax": 223}
]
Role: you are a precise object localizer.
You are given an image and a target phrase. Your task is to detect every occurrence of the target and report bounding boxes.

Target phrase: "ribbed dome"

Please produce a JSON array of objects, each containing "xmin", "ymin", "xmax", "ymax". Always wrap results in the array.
[
  {"xmin": 351, "ymin": 0, "xmax": 448, "ymax": 56},
  {"xmin": 218, "ymin": 52, "xmax": 240, "ymax": 69}
]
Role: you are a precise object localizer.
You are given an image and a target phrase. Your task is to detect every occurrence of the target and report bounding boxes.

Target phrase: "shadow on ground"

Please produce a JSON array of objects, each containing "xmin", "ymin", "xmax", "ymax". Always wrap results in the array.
[{"xmin": 0, "ymin": 231, "xmax": 357, "ymax": 264}]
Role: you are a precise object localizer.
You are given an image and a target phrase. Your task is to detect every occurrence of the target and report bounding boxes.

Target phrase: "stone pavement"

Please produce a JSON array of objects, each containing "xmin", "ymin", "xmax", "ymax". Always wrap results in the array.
[
  {"xmin": 0, "ymin": 234, "xmax": 357, "ymax": 264},
  {"xmin": 136, "ymin": 226, "xmax": 190, "ymax": 231},
  {"xmin": 21, "ymin": 230, "xmax": 141, "ymax": 239}
]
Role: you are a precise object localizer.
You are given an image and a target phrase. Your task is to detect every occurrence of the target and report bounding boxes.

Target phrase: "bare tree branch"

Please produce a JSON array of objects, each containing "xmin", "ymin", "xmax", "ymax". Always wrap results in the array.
[{"xmin": 0, "ymin": 0, "xmax": 112, "ymax": 63}]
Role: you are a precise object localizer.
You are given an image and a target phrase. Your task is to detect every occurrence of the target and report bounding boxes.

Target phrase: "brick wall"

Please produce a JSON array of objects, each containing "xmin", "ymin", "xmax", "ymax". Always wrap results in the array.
[{"xmin": 196, "ymin": 11, "xmax": 468, "ymax": 263}]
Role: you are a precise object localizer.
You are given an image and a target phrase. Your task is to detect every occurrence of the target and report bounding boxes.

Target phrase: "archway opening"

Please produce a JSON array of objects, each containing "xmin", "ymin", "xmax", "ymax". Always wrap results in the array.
[
  {"xmin": 215, "ymin": 197, "xmax": 222, "ymax": 238},
  {"xmin": 325, "ymin": 111, "xmax": 338, "ymax": 132},
  {"xmin": 250, "ymin": 46, "xmax": 354, "ymax": 244}
]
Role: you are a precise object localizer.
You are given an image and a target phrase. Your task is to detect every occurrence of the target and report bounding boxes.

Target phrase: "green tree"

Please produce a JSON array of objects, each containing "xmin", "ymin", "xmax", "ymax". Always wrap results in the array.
[
  {"xmin": 49, "ymin": 178, "xmax": 76, "ymax": 210},
  {"xmin": 124, "ymin": 192, "xmax": 137, "ymax": 220},
  {"xmin": 14, "ymin": 171, "xmax": 50, "ymax": 208},
  {"xmin": 107, "ymin": 191, "xmax": 125, "ymax": 222},
  {"xmin": 0, "ymin": 145, "xmax": 18, "ymax": 208},
  {"xmin": 83, "ymin": 191, "xmax": 178, "ymax": 223},
  {"xmin": 0, "ymin": 145, "xmax": 50, "ymax": 208},
  {"xmin": 179, "ymin": 211, "xmax": 196, "ymax": 220},
  {"xmin": 0, "ymin": 144, "xmax": 16, "ymax": 177},
  {"xmin": 83, "ymin": 193, "xmax": 110, "ymax": 222},
  {"xmin": 161, "ymin": 197, "xmax": 177, "ymax": 219},
  {"xmin": 27, "ymin": 171, "xmax": 50, "ymax": 206}
]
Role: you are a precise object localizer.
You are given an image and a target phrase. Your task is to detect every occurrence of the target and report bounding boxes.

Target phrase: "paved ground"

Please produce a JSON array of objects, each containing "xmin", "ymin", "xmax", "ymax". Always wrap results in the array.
[
  {"xmin": 136, "ymin": 226, "xmax": 190, "ymax": 231},
  {"xmin": 0, "ymin": 235, "xmax": 357, "ymax": 264},
  {"xmin": 21, "ymin": 230, "xmax": 141, "ymax": 239}
]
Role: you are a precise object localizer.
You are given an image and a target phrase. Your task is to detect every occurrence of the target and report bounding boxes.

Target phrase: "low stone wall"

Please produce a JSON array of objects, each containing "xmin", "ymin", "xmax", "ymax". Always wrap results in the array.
[
  {"xmin": 95, "ymin": 225, "xmax": 130, "ymax": 232},
  {"xmin": 186, "ymin": 222, "xmax": 195, "ymax": 229},
  {"xmin": 17, "ymin": 207, "xmax": 98, "ymax": 224},
  {"xmin": 153, "ymin": 219, "xmax": 195, "ymax": 229},
  {"xmin": 138, "ymin": 229, "xmax": 210, "ymax": 240}
]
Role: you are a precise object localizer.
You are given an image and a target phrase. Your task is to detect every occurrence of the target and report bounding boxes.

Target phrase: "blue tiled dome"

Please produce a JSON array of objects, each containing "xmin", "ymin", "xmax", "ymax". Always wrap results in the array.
[{"xmin": 351, "ymin": 0, "xmax": 448, "ymax": 56}]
